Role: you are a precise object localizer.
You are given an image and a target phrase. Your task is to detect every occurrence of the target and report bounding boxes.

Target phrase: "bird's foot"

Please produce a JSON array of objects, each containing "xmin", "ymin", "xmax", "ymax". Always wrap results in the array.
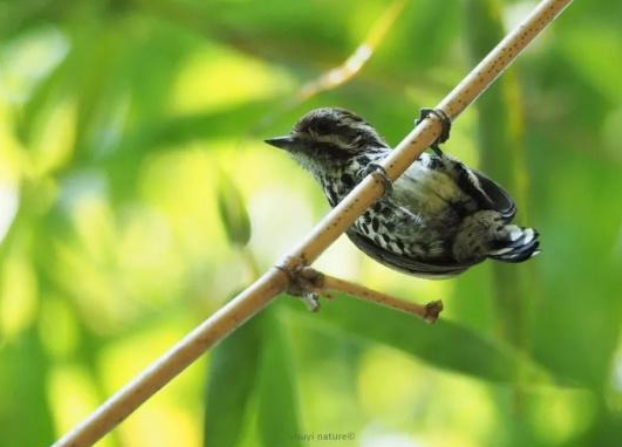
[
  {"xmin": 364, "ymin": 162, "xmax": 393, "ymax": 197},
  {"xmin": 416, "ymin": 108, "xmax": 452, "ymax": 156}
]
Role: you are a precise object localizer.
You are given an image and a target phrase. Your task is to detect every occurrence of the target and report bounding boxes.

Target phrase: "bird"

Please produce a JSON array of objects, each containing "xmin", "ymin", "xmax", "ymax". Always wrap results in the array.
[{"xmin": 265, "ymin": 107, "xmax": 539, "ymax": 278}]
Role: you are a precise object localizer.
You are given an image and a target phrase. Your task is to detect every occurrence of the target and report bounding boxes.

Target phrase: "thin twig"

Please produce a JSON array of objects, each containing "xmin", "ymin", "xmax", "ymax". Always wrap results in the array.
[
  {"xmin": 294, "ymin": 0, "xmax": 411, "ymax": 102},
  {"xmin": 296, "ymin": 267, "xmax": 443, "ymax": 323},
  {"xmin": 51, "ymin": 1, "xmax": 574, "ymax": 446},
  {"xmin": 249, "ymin": 0, "xmax": 410, "ymax": 134},
  {"xmin": 321, "ymin": 274, "xmax": 444, "ymax": 324}
]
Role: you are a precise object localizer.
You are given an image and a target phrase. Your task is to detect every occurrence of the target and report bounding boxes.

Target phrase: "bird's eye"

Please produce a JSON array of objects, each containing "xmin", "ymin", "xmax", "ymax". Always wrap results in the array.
[{"xmin": 314, "ymin": 121, "xmax": 331, "ymax": 135}]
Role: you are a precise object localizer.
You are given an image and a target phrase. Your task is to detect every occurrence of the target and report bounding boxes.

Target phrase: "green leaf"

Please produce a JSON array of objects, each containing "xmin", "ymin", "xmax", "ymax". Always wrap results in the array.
[
  {"xmin": 257, "ymin": 310, "xmax": 302, "ymax": 447},
  {"xmin": 0, "ymin": 328, "xmax": 55, "ymax": 446},
  {"xmin": 217, "ymin": 172, "xmax": 251, "ymax": 248},
  {"xmin": 203, "ymin": 303, "xmax": 302, "ymax": 447},
  {"xmin": 291, "ymin": 295, "xmax": 549, "ymax": 384},
  {"xmin": 203, "ymin": 303, "xmax": 263, "ymax": 447}
]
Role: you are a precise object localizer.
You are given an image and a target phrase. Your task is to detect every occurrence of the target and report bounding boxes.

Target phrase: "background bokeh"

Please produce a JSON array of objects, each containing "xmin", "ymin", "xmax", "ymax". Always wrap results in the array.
[{"xmin": 1, "ymin": 0, "xmax": 621, "ymax": 446}]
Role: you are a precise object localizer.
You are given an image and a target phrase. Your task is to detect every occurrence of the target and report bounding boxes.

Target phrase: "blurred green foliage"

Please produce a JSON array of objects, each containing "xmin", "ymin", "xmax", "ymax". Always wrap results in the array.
[{"xmin": 0, "ymin": 0, "xmax": 621, "ymax": 446}]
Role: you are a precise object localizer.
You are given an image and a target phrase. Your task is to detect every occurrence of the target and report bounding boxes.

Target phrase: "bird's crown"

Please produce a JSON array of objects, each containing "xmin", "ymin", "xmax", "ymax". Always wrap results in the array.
[
  {"xmin": 292, "ymin": 107, "xmax": 387, "ymax": 154},
  {"xmin": 264, "ymin": 107, "xmax": 388, "ymax": 179}
]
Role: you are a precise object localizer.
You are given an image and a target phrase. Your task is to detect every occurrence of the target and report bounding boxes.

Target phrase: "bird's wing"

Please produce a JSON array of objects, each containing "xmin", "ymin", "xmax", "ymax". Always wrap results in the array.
[
  {"xmin": 346, "ymin": 230, "xmax": 478, "ymax": 278},
  {"xmin": 397, "ymin": 155, "xmax": 517, "ymax": 220},
  {"xmin": 442, "ymin": 156, "xmax": 517, "ymax": 219},
  {"xmin": 468, "ymin": 168, "xmax": 516, "ymax": 219}
]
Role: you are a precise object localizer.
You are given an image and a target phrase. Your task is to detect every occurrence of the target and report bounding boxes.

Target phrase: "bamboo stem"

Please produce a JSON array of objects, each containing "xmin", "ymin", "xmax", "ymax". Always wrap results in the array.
[{"xmin": 51, "ymin": 1, "xmax": 574, "ymax": 446}]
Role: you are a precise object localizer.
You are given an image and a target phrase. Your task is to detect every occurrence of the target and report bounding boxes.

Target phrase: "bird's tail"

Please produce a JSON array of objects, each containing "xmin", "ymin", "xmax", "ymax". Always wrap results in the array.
[
  {"xmin": 453, "ymin": 211, "xmax": 540, "ymax": 263},
  {"xmin": 488, "ymin": 226, "xmax": 540, "ymax": 263}
]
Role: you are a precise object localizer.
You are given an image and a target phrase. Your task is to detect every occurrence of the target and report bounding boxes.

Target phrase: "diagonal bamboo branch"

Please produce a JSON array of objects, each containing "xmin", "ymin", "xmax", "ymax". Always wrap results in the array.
[{"xmin": 51, "ymin": 1, "xmax": 574, "ymax": 446}]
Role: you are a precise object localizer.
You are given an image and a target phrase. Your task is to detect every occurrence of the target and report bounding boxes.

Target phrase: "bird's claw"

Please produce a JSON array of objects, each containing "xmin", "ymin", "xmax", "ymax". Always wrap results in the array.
[
  {"xmin": 364, "ymin": 162, "xmax": 393, "ymax": 196},
  {"xmin": 416, "ymin": 108, "xmax": 452, "ymax": 156}
]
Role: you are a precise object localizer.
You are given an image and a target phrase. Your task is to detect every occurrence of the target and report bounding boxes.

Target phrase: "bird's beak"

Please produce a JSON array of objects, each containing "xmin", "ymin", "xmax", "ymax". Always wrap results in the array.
[{"xmin": 264, "ymin": 135, "xmax": 297, "ymax": 151}]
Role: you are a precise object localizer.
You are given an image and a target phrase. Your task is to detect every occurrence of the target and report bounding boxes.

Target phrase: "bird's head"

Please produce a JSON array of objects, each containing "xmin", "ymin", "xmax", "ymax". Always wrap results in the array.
[{"xmin": 265, "ymin": 108, "xmax": 388, "ymax": 176}]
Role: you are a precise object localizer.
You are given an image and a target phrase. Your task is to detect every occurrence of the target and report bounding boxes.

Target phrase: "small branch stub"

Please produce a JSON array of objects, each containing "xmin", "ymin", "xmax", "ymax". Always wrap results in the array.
[
  {"xmin": 423, "ymin": 300, "xmax": 444, "ymax": 324},
  {"xmin": 277, "ymin": 264, "xmax": 323, "ymax": 311},
  {"xmin": 289, "ymin": 267, "xmax": 444, "ymax": 323}
]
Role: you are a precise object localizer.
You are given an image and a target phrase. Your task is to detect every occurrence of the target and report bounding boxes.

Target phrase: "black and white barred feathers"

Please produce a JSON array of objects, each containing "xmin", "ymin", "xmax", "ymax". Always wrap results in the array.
[{"xmin": 265, "ymin": 107, "xmax": 539, "ymax": 278}]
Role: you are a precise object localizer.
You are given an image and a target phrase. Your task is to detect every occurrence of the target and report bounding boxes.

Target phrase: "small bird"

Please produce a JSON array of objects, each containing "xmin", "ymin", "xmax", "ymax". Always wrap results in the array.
[{"xmin": 265, "ymin": 107, "xmax": 539, "ymax": 278}]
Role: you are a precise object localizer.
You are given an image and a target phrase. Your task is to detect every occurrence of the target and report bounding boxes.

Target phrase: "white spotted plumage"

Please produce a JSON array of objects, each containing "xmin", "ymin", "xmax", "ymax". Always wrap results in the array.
[{"xmin": 265, "ymin": 107, "xmax": 540, "ymax": 277}]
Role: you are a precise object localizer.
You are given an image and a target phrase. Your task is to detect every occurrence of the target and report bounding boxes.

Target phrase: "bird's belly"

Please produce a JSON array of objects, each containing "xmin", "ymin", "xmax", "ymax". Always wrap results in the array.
[
  {"xmin": 337, "ymin": 161, "xmax": 472, "ymax": 260},
  {"xmin": 392, "ymin": 166, "xmax": 468, "ymax": 218},
  {"xmin": 354, "ymin": 166, "xmax": 472, "ymax": 258}
]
